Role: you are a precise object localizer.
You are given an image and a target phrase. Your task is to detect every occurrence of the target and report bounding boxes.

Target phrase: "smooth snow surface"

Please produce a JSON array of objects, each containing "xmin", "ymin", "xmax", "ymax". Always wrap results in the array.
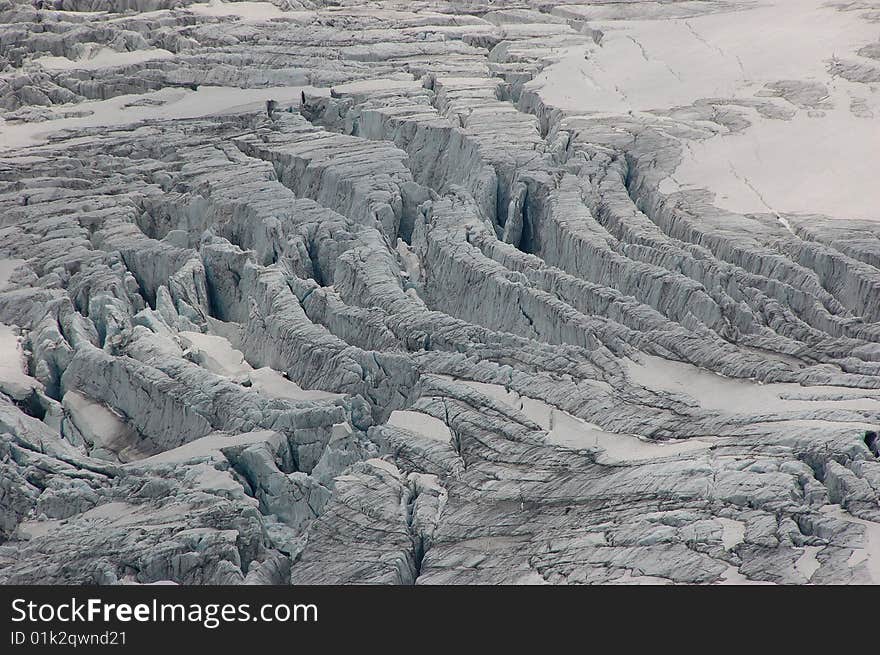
[
  {"xmin": 35, "ymin": 48, "xmax": 176, "ymax": 71},
  {"xmin": 188, "ymin": 1, "xmax": 287, "ymax": 22},
  {"xmin": 179, "ymin": 331, "xmax": 252, "ymax": 378},
  {"xmin": 627, "ymin": 354, "xmax": 880, "ymax": 414},
  {"xmin": 247, "ymin": 367, "xmax": 343, "ymax": 402},
  {"xmin": 0, "ymin": 85, "xmax": 328, "ymax": 151},
  {"xmin": 388, "ymin": 410, "xmax": 453, "ymax": 443},
  {"xmin": 795, "ymin": 545, "xmax": 822, "ymax": 582}
]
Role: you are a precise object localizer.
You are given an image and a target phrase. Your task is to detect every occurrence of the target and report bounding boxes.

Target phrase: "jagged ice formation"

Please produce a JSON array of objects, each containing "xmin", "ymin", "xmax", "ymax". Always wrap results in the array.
[{"xmin": 1, "ymin": 0, "xmax": 880, "ymax": 585}]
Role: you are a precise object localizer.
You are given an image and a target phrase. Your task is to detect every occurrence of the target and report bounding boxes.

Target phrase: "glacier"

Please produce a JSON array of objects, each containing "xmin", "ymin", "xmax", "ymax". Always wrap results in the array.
[{"xmin": 0, "ymin": 0, "xmax": 879, "ymax": 585}]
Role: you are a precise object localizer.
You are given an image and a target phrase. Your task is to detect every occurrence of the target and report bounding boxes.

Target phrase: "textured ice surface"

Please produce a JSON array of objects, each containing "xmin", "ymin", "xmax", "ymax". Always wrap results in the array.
[{"xmin": 0, "ymin": 0, "xmax": 879, "ymax": 586}]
